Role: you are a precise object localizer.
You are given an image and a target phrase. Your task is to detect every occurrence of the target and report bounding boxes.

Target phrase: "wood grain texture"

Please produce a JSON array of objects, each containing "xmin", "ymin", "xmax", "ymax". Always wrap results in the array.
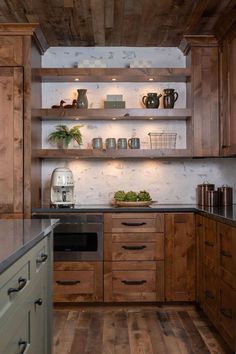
[
  {"xmin": 165, "ymin": 213, "xmax": 196, "ymax": 301},
  {"xmin": 53, "ymin": 306, "xmax": 233, "ymax": 354},
  {"xmin": 0, "ymin": 67, "xmax": 23, "ymax": 214},
  {"xmin": 184, "ymin": 37, "xmax": 220, "ymax": 157},
  {"xmin": 53, "ymin": 262, "xmax": 103, "ymax": 303}
]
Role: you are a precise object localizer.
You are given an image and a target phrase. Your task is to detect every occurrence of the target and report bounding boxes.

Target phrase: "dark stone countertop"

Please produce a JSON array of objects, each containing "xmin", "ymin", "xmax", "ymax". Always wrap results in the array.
[
  {"xmin": 32, "ymin": 204, "xmax": 236, "ymax": 227},
  {"xmin": 0, "ymin": 219, "xmax": 59, "ymax": 275}
]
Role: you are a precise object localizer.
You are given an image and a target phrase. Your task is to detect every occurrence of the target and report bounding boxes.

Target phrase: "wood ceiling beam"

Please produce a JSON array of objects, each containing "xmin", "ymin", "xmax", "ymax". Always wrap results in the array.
[
  {"xmin": 90, "ymin": 0, "xmax": 105, "ymax": 45},
  {"xmin": 184, "ymin": 0, "xmax": 212, "ymax": 34}
]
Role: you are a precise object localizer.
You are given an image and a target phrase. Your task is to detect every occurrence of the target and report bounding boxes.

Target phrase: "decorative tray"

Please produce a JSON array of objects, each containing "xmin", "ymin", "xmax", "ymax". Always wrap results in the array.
[{"xmin": 111, "ymin": 200, "xmax": 154, "ymax": 207}]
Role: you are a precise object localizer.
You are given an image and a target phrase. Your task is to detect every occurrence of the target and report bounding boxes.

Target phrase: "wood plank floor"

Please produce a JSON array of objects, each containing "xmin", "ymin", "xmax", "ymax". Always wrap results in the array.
[{"xmin": 53, "ymin": 305, "xmax": 233, "ymax": 354}]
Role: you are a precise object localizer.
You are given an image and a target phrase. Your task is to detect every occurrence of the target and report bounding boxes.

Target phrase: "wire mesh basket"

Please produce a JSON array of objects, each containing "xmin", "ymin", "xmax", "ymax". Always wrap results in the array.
[{"xmin": 148, "ymin": 132, "xmax": 177, "ymax": 149}]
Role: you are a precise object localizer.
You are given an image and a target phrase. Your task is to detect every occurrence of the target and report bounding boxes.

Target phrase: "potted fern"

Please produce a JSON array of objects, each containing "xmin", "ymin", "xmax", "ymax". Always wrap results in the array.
[{"xmin": 48, "ymin": 124, "xmax": 83, "ymax": 148}]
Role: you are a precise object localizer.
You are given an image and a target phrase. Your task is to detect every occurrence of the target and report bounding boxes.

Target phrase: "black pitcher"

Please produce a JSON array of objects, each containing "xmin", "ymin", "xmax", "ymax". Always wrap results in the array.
[
  {"xmin": 142, "ymin": 93, "xmax": 162, "ymax": 108},
  {"xmin": 163, "ymin": 89, "xmax": 178, "ymax": 108},
  {"xmin": 77, "ymin": 89, "xmax": 88, "ymax": 109}
]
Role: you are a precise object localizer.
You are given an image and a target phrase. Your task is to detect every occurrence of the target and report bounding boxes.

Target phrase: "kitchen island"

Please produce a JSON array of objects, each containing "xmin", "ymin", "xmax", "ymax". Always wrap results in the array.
[{"xmin": 0, "ymin": 219, "xmax": 58, "ymax": 354}]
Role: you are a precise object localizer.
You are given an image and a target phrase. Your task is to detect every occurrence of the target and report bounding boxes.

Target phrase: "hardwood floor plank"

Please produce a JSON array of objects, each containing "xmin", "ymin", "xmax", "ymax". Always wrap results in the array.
[
  {"xmin": 167, "ymin": 310, "xmax": 192, "ymax": 354},
  {"xmin": 142, "ymin": 312, "xmax": 169, "ymax": 354},
  {"xmin": 102, "ymin": 311, "xmax": 116, "ymax": 354},
  {"xmin": 84, "ymin": 312, "xmax": 104, "ymax": 354},
  {"xmin": 114, "ymin": 311, "xmax": 130, "ymax": 354},
  {"xmin": 127, "ymin": 311, "xmax": 153, "ymax": 354},
  {"xmin": 70, "ymin": 328, "xmax": 88, "ymax": 354},
  {"xmin": 178, "ymin": 311, "xmax": 211, "ymax": 354},
  {"xmin": 53, "ymin": 310, "xmax": 69, "ymax": 348}
]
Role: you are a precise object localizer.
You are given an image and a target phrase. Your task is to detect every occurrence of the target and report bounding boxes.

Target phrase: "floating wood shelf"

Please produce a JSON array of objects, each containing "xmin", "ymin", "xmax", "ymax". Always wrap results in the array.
[
  {"xmin": 33, "ymin": 68, "xmax": 191, "ymax": 82},
  {"xmin": 33, "ymin": 149, "xmax": 192, "ymax": 159},
  {"xmin": 32, "ymin": 108, "xmax": 192, "ymax": 120}
]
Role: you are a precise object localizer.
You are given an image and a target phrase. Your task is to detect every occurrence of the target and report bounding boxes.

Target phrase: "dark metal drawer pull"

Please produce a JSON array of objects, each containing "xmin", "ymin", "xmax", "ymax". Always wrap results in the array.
[
  {"xmin": 122, "ymin": 245, "xmax": 147, "ymax": 250},
  {"xmin": 204, "ymin": 241, "xmax": 214, "ymax": 247},
  {"xmin": 121, "ymin": 280, "xmax": 146, "ymax": 285},
  {"xmin": 121, "ymin": 222, "xmax": 147, "ymax": 226},
  {"xmin": 56, "ymin": 280, "xmax": 80, "ymax": 286},
  {"xmin": 205, "ymin": 290, "xmax": 215, "ymax": 299},
  {"xmin": 220, "ymin": 250, "xmax": 232, "ymax": 258},
  {"xmin": 18, "ymin": 339, "xmax": 27, "ymax": 354},
  {"xmin": 37, "ymin": 253, "xmax": 48, "ymax": 263},
  {"xmin": 8, "ymin": 277, "xmax": 27, "ymax": 295},
  {"xmin": 220, "ymin": 308, "xmax": 233, "ymax": 319}
]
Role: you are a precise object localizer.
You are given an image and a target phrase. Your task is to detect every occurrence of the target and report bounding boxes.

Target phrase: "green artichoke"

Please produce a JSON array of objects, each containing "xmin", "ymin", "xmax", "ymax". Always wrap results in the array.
[
  {"xmin": 137, "ymin": 190, "xmax": 152, "ymax": 201},
  {"xmin": 114, "ymin": 190, "xmax": 126, "ymax": 201},
  {"xmin": 125, "ymin": 191, "xmax": 138, "ymax": 201}
]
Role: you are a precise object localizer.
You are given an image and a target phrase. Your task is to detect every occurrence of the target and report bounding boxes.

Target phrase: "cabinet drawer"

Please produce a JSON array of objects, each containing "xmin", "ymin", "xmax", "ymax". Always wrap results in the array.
[
  {"xmin": 218, "ymin": 280, "xmax": 236, "ymax": 351},
  {"xmin": 104, "ymin": 261, "xmax": 164, "ymax": 302},
  {"xmin": 0, "ymin": 259, "xmax": 30, "ymax": 320},
  {"xmin": 0, "ymin": 36, "xmax": 23, "ymax": 65},
  {"xmin": 218, "ymin": 223, "xmax": 236, "ymax": 290},
  {"xmin": 104, "ymin": 213, "xmax": 164, "ymax": 233},
  {"xmin": 105, "ymin": 233, "xmax": 164, "ymax": 261},
  {"xmin": 53, "ymin": 261, "xmax": 103, "ymax": 302}
]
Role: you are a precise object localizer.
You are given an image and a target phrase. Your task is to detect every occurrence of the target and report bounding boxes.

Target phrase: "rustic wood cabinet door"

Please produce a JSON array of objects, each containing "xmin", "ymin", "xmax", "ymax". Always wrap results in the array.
[
  {"xmin": 0, "ymin": 67, "xmax": 23, "ymax": 214},
  {"xmin": 165, "ymin": 213, "xmax": 195, "ymax": 301},
  {"xmin": 220, "ymin": 31, "xmax": 236, "ymax": 156}
]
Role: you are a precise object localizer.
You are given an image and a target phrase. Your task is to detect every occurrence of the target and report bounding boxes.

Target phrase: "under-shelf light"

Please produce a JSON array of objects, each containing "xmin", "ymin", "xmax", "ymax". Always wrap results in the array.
[
  {"xmin": 112, "ymin": 117, "xmax": 117, "ymax": 120},
  {"xmin": 74, "ymin": 78, "xmax": 79, "ymax": 81},
  {"xmin": 149, "ymin": 117, "xmax": 154, "ymax": 120},
  {"xmin": 111, "ymin": 78, "xmax": 116, "ymax": 81},
  {"xmin": 148, "ymin": 77, "xmax": 154, "ymax": 81}
]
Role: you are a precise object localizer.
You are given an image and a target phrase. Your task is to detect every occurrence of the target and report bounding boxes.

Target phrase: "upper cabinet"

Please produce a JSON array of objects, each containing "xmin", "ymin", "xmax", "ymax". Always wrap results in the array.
[
  {"xmin": 180, "ymin": 36, "xmax": 220, "ymax": 157},
  {"xmin": 0, "ymin": 24, "xmax": 47, "ymax": 218},
  {"xmin": 220, "ymin": 26, "xmax": 236, "ymax": 156}
]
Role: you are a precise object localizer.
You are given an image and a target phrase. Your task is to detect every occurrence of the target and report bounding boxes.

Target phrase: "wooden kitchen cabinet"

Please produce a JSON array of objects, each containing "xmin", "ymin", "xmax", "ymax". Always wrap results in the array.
[
  {"xmin": 53, "ymin": 261, "xmax": 103, "ymax": 302},
  {"xmin": 104, "ymin": 213, "xmax": 164, "ymax": 302},
  {"xmin": 220, "ymin": 27, "xmax": 236, "ymax": 156},
  {"xmin": 165, "ymin": 213, "xmax": 195, "ymax": 301},
  {"xmin": 197, "ymin": 215, "xmax": 236, "ymax": 351}
]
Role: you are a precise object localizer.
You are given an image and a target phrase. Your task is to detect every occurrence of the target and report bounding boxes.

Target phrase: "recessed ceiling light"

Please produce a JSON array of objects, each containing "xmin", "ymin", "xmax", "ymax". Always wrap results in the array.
[
  {"xmin": 111, "ymin": 78, "xmax": 116, "ymax": 81},
  {"xmin": 74, "ymin": 78, "xmax": 79, "ymax": 81}
]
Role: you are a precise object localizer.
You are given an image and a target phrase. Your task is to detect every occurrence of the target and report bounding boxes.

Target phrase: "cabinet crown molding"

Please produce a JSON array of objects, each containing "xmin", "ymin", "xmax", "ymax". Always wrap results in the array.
[{"xmin": 179, "ymin": 35, "xmax": 219, "ymax": 55}]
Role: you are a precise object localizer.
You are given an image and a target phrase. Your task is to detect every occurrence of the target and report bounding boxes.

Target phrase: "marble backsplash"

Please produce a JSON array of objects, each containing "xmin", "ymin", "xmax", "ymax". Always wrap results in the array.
[{"xmin": 41, "ymin": 47, "xmax": 236, "ymax": 205}]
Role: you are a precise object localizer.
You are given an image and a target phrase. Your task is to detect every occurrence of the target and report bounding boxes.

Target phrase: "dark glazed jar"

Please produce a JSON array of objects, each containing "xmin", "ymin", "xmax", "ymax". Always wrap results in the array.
[
  {"xmin": 77, "ymin": 89, "xmax": 88, "ymax": 109},
  {"xmin": 163, "ymin": 88, "xmax": 178, "ymax": 108},
  {"xmin": 142, "ymin": 93, "xmax": 162, "ymax": 108}
]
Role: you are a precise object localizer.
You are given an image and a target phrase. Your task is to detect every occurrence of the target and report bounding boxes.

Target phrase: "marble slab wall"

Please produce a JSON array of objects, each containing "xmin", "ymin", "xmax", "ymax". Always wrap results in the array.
[{"xmin": 41, "ymin": 47, "xmax": 236, "ymax": 205}]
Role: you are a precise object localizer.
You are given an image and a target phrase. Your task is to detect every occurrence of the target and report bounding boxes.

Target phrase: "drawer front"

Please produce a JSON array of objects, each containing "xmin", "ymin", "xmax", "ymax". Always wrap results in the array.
[
  {"xmin": 203, "ymin": 267, "xmax": 218, "ymax": 323},
  {"xmin": 0, "ymin": 36, "xmax": 23, "ymax": 65},
  {"xmin": 0, "ymin": 260, "xmax": 30, "ymax": 320},
  {"xmin": 104, "ymin": 261, "xmax": 164, "ymax": 302},
  {"xmin": 54, "ymin": 270, "xmax": 94, "ymax": 294},
  {"xmin": 218, "ymin": 280, "xmax": 236, "ymax": 350},
  {"xmin": 105, "ymin": 232, "xmax": 164, "ymax": 261},
  {"xmin": 203, "ymin": 218, "xmax": 217, "ymax": 271},
  {"xmin": 53, "ymin": 262, "xmax": 103, "ymax": 302},
  {"xmin": 218, "ymin": 223, "xmax": 236, "ymax": 290},
  {"xmin": 104, "ymin": 213, "xmax": 164, "ymax": 233}
]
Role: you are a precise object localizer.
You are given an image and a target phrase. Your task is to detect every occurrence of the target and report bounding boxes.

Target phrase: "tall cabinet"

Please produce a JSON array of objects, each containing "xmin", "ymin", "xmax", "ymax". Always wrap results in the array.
[{"xmin": 0, "ymin": 24, "xmax": 47, "ymax": 218}]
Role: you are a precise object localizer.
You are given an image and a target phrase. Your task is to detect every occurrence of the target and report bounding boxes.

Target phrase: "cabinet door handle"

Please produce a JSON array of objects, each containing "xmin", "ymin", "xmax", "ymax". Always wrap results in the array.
[
  {"xmin": 56, "ymin": 280, "xmax": 80, "ymax": 285},
  {"xmin": 36, "ymin": 253, "xmax": 48, "ymax": 263},
  {"xmin": 122, "ymin": 245, "xmax": 147, "ymax": 250},
  {"xmin": 121, "ymin": 280, "xmax": 146, "ymax": 285},
  {"xmin": 205, "ymin": 290, "xmax": 215, "ymax": 299},
  {"xmin": 220, "ymin": 250, "xmax": 232, "ymax": 258},
  {"xmin": 34, "ymin": 298, "xmax": 43, "ymax": 306},
  {"xmin": 18, "ymin": 339, "xmax": 27, "ymax": 354},
  {"xmin": 204, "ymin": 240, "xmax": 214, "ymax": 247},
  {"xmin": 8, "ymin": 277, "xmax": 27, "ymax": 295},
  {"xmin": 121, "ymin": 222, "xmax": 146, "ymax": 226},
  {"xmin": 220, "ymin": 308, "xmax": 233, "ymax": 319}
]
